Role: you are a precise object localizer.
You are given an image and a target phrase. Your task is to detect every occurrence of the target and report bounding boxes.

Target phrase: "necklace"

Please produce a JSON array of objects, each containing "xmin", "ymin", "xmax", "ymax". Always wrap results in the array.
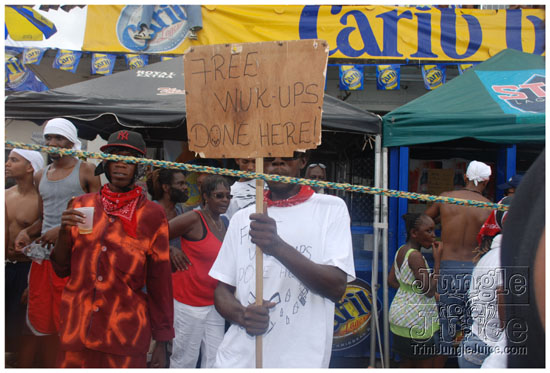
[
  {"xmin": 463, "ymin": 188, "xmax": 483, "ymax": 195},
  {"xmin": 203, "ymin": 209, "xmax": 224, "ymax": 231}
]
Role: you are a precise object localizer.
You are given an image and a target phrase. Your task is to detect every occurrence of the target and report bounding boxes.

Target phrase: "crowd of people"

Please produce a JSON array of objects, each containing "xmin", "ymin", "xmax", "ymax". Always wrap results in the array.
[
  {"xmin": 4, "ymin": 118, "xmax": 353, "ymax": 368},
  {"xmin": 389, "ymin": 157, "xmax": 545, "ymax": 368},
  {"xmin": 4, "ymin": 118, "xmax": 544, "ymax": 368}
]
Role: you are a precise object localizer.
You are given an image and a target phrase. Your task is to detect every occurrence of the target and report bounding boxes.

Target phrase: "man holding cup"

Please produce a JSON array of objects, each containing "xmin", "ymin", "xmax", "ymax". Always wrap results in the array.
[{"xmin": 50, "ymin": 130, "xmax": 174, "ymax": 368}]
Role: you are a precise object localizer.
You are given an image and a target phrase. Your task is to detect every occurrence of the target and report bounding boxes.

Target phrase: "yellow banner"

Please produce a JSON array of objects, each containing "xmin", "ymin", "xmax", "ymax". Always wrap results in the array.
[{"xmin": 83, "ymin": 5, "xmax": 545, "ymax": 61}]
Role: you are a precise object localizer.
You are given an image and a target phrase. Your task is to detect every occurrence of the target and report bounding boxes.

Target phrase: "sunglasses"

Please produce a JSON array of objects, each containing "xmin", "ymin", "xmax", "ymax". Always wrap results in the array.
[
  {"xmin": 308, "ymin": 163, "xmax": 326, "ymax": 169},
  {"xmin": 212, "ymin": 192, "xmax": 233, "ymax": 199},
  {"xmin": 264, "ymin": 152, "xmax": 304, "ymax": 163}
]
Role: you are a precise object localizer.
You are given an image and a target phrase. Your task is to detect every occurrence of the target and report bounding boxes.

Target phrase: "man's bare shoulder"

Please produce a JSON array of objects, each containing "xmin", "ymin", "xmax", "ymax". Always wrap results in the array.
[
  {"xmin": 5, "ymin": 185, "xmax": 18, "ymax": 198},
  {"xmin": 6, "ymin": 186, "xmax": 40, "ymax": 212},
  {"xmin": 80, "ymin": 161, "xmax": 97, "ymax": 173},
  {"xmin": 440, "ymin": 189, "xmax": 463, "ymax": 198},
  {"xmin": 34, "ymin": 168, "xmax": 44, "ymax": 184},
  {"xmin": 5, "ymin": 185, "xmax": 38, "ymax": 198},
  {"xmin": 79, "ymin": 161, "xmax": 101, "ymax": 192},
  {"xmin": 440, "ymin": 189, "xmax": 491, "ymax": 202}
]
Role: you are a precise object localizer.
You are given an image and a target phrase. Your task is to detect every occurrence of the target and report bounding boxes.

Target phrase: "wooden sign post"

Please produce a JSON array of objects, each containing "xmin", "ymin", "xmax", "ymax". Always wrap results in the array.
[{"xmin": 184, "ymin": 39, "xmax": 328, "ymax": 368}]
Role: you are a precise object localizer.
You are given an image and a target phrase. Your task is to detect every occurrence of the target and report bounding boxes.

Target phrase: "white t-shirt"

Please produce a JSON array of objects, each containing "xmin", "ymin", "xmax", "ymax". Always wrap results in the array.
[
  {"xmin": 481, "ymin": 336, "xmax": 507, "ymax": 368},
  {"xmin": 225, "ymin": 180, "xmax": 257, "ymax": 220},
  {"xmin": 469, "ymin": 235, "xmax": 508, "ymax": 368},
  {"xmin": 468, "ymin": 237, "xmax": 504, "ymax": 347},
  {"xmin": 209, "ymin": 193, "xmax": 355, "ymax": 368}
]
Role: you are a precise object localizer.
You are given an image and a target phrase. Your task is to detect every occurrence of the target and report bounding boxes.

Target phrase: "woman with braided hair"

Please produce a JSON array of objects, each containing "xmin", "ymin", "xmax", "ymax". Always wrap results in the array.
[{"xmin": 388, "ymin": 213, "xmax": 442, "ymax": 368}]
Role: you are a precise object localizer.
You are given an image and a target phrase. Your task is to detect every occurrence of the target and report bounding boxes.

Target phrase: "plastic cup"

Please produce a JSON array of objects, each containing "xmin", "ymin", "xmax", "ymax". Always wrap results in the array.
[{"xmin": 75, "ymin": 207, "xmax": 94, "ymax": 234}]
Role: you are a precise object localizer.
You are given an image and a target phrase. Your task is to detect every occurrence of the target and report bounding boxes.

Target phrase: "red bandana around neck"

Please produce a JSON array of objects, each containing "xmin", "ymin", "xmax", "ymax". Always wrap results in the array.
[
  {"xmin": 264, "ymin": 185, "xmax": 315, "ymax": 207},
  {"xmin": 100, "ymin": 184, "xmax": 143, "ymax": 238}
]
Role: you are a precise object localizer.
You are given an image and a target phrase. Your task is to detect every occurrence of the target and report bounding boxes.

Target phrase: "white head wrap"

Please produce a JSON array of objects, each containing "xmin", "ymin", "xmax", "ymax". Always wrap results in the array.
[
  {"xmin": 466, "ymin": 160, "xmax": 491, "ymax": 186},
  {"xmin": 11, "ymin": 148, "xmax": 45, "ymax": 174},
  {"xmin": 43, "ymin": 118, "xmax": 82, "ymax": 150}
]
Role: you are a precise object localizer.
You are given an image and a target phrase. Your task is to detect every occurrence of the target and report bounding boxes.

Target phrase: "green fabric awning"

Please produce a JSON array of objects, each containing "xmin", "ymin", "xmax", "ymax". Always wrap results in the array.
[{"xmin": 383, "ymin": 49, "xmax": 545, "ymax": 147}]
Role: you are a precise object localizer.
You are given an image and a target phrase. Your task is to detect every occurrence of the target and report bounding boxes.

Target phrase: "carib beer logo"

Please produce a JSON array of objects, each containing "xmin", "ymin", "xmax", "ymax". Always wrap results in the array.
[
  {"xmin": 333, "ymin": 278, "xmax": 381, "ymax": 351},
  {"xmin": 378, "ymin": 65, "xmax": 398, "ymax": 90},
  {"xmin": 117, "ymin": 5, "xmax": 190, "ymax": 53},
  {"xmin": 341, "ymin": 65, "xmax": 363, "ymax": 90},
  {"xmin": 57, "ymin": 53, "xmax": 76, "ymax": 71},
  {"xmin": 424, "ymin": 65, "xmax": 444, "ymax": 89},
  {"xmin": 24, "ymin": 48, "xmax": 42, "ymax": 64},
  {"xmin": 127, "ymin": 55, "xmax": 145, "ymax": 70},
  {"xmin": 93, "ymin": 55, "xmax": 112, "ymax": 74}
]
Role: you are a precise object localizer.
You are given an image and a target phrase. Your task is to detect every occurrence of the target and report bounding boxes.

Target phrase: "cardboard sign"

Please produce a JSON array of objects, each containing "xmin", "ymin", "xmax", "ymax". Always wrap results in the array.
[
  {"xmin": 427, "ymin": 168, "xmax": 454, "ymax": 196},
  {"xmin": 183, "ymin": 39, "xmax": 328, "ymax": 158}
]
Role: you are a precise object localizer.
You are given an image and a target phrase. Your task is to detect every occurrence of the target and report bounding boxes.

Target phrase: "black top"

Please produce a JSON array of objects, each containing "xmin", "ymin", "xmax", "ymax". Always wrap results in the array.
[{"xmin": 501, "ymin": 149, "xmax": 545, "ymax": 368}]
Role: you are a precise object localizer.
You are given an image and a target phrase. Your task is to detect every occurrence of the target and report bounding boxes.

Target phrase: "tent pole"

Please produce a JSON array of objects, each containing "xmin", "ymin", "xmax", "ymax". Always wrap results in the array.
[
  {"xmin": 370, "ymin": 134, "xmax": 382, "ymax": 367},
  {"xmin": 382, "ymin": 146, "xmax": 390, "ymax": 368}
]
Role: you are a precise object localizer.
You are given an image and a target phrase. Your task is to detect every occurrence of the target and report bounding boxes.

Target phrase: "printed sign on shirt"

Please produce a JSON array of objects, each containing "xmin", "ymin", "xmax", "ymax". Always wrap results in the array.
[{"xmin": 183, "ymin": 39, "xmax": 328, "ymax": 158}]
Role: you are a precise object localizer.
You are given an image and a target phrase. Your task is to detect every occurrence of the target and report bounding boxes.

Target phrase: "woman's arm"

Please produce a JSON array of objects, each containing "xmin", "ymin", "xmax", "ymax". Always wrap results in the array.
[
  {"xmin": 408, "ymin": 250, "xmax": 436, "ymax": 298},
  {"xmin": 168, "ymin": 210, "xmax": 201, "ymax": 241},
  {"xmin": 388, "ymin": 262, "xmax": 399, "ymax": 289}
]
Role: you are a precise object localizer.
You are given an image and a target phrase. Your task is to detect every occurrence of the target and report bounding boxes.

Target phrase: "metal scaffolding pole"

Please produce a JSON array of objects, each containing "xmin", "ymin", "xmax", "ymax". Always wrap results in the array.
[
  {"xmin": 382, "ymin": 146, "xmax": 390, "ymax": 368},
  {"xmin": 370, "ymin": 134, "xmax": 382, "ymax": 367}
]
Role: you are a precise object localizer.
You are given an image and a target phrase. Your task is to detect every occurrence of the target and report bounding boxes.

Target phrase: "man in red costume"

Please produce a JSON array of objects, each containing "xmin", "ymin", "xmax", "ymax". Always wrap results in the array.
[{"xmin": 51, "ymin": 130, "xmax": 174, "ymax": 368}]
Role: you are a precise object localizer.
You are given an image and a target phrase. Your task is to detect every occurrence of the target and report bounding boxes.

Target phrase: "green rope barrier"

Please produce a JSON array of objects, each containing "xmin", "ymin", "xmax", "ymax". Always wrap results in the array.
[{"xmin": 5, "ymin": 141, "xmax": 509, "ymax": 212}]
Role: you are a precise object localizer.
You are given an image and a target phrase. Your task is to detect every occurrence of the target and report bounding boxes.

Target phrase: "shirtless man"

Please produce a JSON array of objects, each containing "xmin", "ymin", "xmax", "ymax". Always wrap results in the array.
[
  {"xmin": 5, "ymin": 149, "xmax": 44, "ymax": 367},
  {"xmin": 14, "ymin": 118, "xmax": 101, "ymax": 367},
  {"xmin": 425, "ymin": 160, "xmax": 492, "ymax": 355}
]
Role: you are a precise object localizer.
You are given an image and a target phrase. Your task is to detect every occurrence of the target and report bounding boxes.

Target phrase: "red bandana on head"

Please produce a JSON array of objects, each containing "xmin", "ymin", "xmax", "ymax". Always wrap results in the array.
[
  {"xmin": 100, "ymin": 184, "xmax": 142, "ymax": 238},
  {"xmin": 264, "ymin": 185, "xmax": 315, "ymax": 207}
]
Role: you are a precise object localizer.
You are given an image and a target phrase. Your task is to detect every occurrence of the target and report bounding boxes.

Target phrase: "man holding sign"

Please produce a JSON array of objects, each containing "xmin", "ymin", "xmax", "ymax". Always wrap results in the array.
[
  {"xmin": 208, "ymin": 153, "xmax": 355, "ymax": 368},
  {"xmin": 184, "ymin": 39, "xmax": 351, "ymax": 367}
]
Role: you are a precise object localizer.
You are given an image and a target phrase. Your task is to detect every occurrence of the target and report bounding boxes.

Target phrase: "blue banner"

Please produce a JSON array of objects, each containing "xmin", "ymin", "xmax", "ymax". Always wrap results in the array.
[
  {"xmin": 52, "ymin": 49, "xmax": 83, "ymax": 73},
  {"xmin": 22, "ymin": 47, "xmax": 47, "ymax": 65},
  {"xmin": 5, "ymin": 53, "xmax": 48, "ymax": 92},
  {"xmin": 376, "ymin": 64, "xmax": 400, "ymax": 90},
  {"xmin": 422, "ymin": 64, "xmax": 446, "ymax": 90},
  {"xmin": 125, "ymin": 53, "xmax": 149, "ymax": 69},
  {"xmin": 91, "ymin": 53, "xmax": 117, "ymax": 75},
  {"xmin": 339, "ymin": 65, "xmax": 364, "ymax": 90}
]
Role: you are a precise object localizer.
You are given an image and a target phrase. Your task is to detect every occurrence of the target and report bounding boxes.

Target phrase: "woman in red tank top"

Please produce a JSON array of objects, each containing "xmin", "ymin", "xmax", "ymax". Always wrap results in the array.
[{"xmin": 168, "ymin": 175, "xmax": 231, "ymax": 368}]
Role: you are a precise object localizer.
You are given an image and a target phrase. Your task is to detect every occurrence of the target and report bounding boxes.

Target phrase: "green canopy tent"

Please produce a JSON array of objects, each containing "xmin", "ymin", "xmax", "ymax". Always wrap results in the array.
[
  {"xmin": 378, "ymin": 50, "xmax": 545, "ymax": 349},
  {"xmin": 383, "ymin": 49, "xmax": 545, "ymax": 147},
  {"xmin": 382, "ymin": 48, "xmax": 545, "ymax": 251}
]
